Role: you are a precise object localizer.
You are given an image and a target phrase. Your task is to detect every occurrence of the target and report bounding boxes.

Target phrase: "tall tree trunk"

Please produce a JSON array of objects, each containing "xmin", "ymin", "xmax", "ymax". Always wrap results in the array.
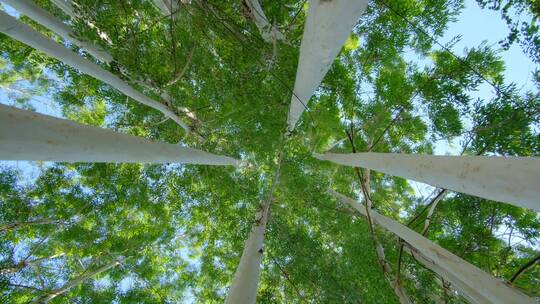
[
  {"xmin": 243, "ymin": 0, "xmax": 284, "ymax": 43},
  {"xmin": 225, "ymin": 152, "xmax": 283, "ymax": 304},
  {"xmin": 316, "ymin": 152, "xmax": 540, "ymax": 211},
  {"xmin": 35, "ymin": 259, "xmax": 121, "ymax": 304},
  {"xmin": 4, "ymin": 0, "xmax": 112, "ymax": 63},
  {"xmin": 0, "ymin": 11, "xmax": 192, "ymax": 133},
  {"xmin": 0, "ymin": 253, "xmax": 65, "ymax": 276},
  {"xmin": 0, "ymin": 104, "xmax": 239, "ymax": 166},
  {"xmin": 329, "ymin": 189, "xmax": 536, "ymax": 304},
  {"xmin": 287, "ymin": 0, "xmax": 368, "ymax": 131}
]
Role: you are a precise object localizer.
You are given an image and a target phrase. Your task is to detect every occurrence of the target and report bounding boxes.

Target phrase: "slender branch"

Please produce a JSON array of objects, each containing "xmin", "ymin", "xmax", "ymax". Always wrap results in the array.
[
  {"xmin": 0, "ymin": 253, "xmax": 65, "ymax": 275},
  {"xmin": 368, "ymin": 106, "xmax": 406, "ymax": 152},
  {"xmin": 395, "ymin": 238, "xmax": 404, "ymax": 283},
  {"xmin": 8, "ymin": 282, "xmax": 45, "ymax": 292},
  {"xmin": 420, "ymin": 189, "xmax": 448, "ymax": 236},
  {"xmin": 344, "ymin": 129, "xmax": 411, "ymax": 303},
  {"xmin": 35, "ymin": 259, "xmax": 122, "ymax": 304},
  {"xmin": 509, "ymin": 254, "xmax": 540, "ymax": 283},
  {"xmin": 0, "ymin": 219, "xmax": 60, "ymax": 232},
  {"xmin": 166, "ymin": 45, "xmax": 196, "ymax": 87},
  {"xmin": 268, "ymin": 253, "xmax": 307, "ymax": 303}
]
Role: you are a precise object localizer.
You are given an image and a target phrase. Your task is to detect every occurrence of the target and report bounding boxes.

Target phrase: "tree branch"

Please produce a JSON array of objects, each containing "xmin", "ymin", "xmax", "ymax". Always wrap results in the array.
[
  {"xmin": 166, "ymin": 45, "xmax": 196, "ymax": 87},
  {"xmin": 509, "ymin": 254, "xmax": 540, "ymax": 283}
]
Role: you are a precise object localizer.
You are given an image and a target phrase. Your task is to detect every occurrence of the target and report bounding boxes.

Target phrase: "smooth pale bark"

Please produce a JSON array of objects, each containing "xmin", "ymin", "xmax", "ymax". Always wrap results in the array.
[
  {"xmin": 3, "ymin": 0, "xmax": 112, "ymax": 63},
  {"xmin": 287, "ymin": 0, "xmax": 368, "ymax": 131},
  {"xmin": 0, "ymin": 11, "xmax": 191, "ymax": 133},
  {"xmin": 316, "ymin": 152, "xmax": 540, "ymax": 211},
  {"xmin": 0, "ymin": 104, "xmax": 239, "ymax": 166},
  {"xmin": 225, "ymin": 154, "xmax": 282, "ymax": 304},
  {"xmin": 421, "ymin": 189, "xmax": 448, "ymax": 235},
  {"xmin": 152, "ymin": 0, "xmax": 182, "ymax": 16},
  {"xmin": 244, "ymin": 0, "xmax": 284, "ymax": 42},
  {"xmin": 329, "ymin": 190, "xmax": 536, "ymax": 304},
  {"xmin": 35, "ymin": 259, "xmax": 121, "ymax": 304},
  {"xmin": 224, "ymin": 208, "xmax": 268, "ymax": 304},
  {"xmin": 401, "ymin": 245, "xmax": 482, "ymax": 304}
]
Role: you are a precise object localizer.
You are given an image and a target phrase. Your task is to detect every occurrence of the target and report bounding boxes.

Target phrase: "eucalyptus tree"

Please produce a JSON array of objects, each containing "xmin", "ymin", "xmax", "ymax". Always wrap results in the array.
[
  {"xmin": 0, "ymin": 0, "xmax": 539, "ymax": 303},
  {"xmin": 0, "ymin": 10, "xmax": 193, "ymax": 133},
  {"xmin": 3, "ymin": 0, "xmax": 112, "ymax": 63}
]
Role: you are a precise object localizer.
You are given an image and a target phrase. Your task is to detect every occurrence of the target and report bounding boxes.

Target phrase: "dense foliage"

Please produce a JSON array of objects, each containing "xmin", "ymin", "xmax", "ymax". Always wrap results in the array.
[{"xmin": 0, "ymin": 0, "xmax": 539, "ymax": 303}]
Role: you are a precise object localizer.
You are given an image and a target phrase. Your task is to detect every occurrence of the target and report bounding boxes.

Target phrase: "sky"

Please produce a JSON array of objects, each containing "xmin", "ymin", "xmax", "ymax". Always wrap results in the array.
[{"xmin": 446, "ymin": 1, "xmax": 535, "ymax": 91}]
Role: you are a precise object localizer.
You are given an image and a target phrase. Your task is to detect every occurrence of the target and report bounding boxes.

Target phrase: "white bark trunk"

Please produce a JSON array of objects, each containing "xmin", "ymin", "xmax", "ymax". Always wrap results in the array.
[
  {"xmin": 49, "ymin": 0, "xmax": 113, "ymax": 46},
  {"xmin": 225, "ymin": 153, "xmax": 283, "ymax": 304},
  {"xmin": 0, "ymin": 11, "xmax": 191, "ymax": 133},
  {"xmin": 0, "ymin": 104, "xmax": 239, "ymax": 166},
  {"xmin": 287, "ymin": 0, "xmax": 368, "ymax": 131},
  {"xmin": 224, "ymin": 209, "xmax": 268, "ymax": 304},
  {"xmin": 317, "ymin": 152, "xmax": 540, "ymax": 211},
  {"xmin": 401, "ymin": 245, "xmax": 481, "ymax": 304},
  {"xmin": 35, "ymin": 259, "xmax": 121, "ymax": 304},
  {"xmin": 421, "ymin": 189, "xmax": 448, "ymax": 235},
  {"xmin": 152, "ymin": 0, "xmax": 177, "ymax": 16},
  {"xmin": 329, "ymin": 189, "xmax": 536, "ymax": 304},
  {"xmin": 3, "ymin": 0, "xmax": 112, "ymax": 63},
  {"xmin": 244, "ymin": 0, "xmax": 284, "ymax": 42}
]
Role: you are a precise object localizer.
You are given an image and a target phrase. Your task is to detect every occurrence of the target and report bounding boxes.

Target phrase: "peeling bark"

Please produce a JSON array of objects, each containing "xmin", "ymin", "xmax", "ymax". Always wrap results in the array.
[{"xmin": 243, "ymin": 0, "xmax": 284, "ymax": 43}]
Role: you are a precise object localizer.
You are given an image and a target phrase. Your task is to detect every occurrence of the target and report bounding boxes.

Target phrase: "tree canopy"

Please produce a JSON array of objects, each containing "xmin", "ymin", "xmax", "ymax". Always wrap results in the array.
[{"xmin": 0, "ymin": 0, "xmax": 539, "ymax": 303}]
